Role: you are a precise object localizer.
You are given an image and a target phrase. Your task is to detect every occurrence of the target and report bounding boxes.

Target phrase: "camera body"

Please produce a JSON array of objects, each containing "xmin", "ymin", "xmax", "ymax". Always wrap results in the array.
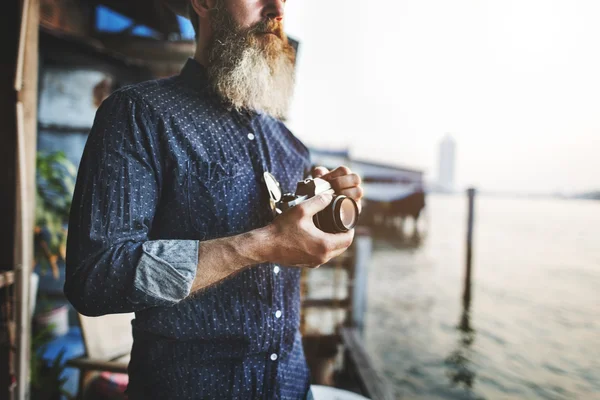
[{"xmin": 266, "ymin": 174, "xmax": 359, "ymax": 234}]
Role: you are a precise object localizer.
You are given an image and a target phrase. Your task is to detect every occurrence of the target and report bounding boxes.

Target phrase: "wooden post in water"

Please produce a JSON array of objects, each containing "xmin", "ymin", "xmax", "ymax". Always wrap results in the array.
[
  {"xmin": 463, "ymin": 188, "xmax": 476, "ymax": 309},
  {"xmin": 351, "ymin": 229, "xmax": 372, "ymax": 336}
]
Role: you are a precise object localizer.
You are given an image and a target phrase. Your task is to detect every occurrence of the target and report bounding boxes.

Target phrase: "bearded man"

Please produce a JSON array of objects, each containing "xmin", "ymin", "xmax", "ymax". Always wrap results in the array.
[{"xmin": 64, "ymin": 0, "xmax": 363, "ymax": 399}]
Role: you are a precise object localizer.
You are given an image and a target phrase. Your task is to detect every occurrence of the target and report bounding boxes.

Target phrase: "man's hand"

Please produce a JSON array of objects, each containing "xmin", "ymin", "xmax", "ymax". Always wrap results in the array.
[
  {"xmin": 312, "ymin": 165, "xmax": 364, "ymax": 213},
  {"xmin": 266, "ymin": 192, "xmax": 355, "ymax": 269},
  {"xmin": 189, "ymin": 166, "xmax": 362, "ymax": 293}
]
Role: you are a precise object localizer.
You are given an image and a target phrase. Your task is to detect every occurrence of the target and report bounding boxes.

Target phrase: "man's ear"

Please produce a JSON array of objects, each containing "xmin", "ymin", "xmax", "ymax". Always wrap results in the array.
[{"xmin": 190, "ymin": 0, "xmax": 217, "ymax": 19}]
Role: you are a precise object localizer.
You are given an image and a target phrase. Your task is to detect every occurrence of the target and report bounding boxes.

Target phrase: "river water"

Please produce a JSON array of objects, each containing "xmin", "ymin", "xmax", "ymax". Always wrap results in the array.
[{"xmin": 363, "ymin": 194, "xmax": 600, "ymax": 399}]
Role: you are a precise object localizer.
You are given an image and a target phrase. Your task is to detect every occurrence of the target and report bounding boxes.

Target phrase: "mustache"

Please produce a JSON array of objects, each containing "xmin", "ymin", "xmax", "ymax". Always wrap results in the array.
[{"xmin": 249, "ymin": 19, "xmax": 285, "ymax": 40}]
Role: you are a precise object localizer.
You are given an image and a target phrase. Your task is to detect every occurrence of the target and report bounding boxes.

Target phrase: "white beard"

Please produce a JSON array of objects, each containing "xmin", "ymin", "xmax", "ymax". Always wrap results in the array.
[
  {"xmin": 212, "ymin": 45, "xmax": 295, "ymax": 120},
  {"xmin": 206, "ymin": 9, "xmax": 296, "ymax": 120}
]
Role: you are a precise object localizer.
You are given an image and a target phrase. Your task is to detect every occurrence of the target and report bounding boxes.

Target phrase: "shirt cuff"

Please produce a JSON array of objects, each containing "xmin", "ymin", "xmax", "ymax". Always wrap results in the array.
[{"xmin": 129, "ymin": 240, "xmax": 199, "ymax": 307}]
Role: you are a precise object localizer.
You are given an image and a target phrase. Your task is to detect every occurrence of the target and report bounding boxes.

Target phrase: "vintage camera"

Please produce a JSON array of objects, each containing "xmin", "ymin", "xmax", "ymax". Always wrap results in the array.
[{"xmin": 264, "ymin": 172, "xmax": 359, "ymax": 233}]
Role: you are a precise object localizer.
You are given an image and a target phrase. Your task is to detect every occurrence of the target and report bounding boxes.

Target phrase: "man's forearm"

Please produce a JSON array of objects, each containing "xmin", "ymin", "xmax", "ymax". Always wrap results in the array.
[{"xmin": 189, "ymin": 226, "xmax": 275, "ymax": 294}]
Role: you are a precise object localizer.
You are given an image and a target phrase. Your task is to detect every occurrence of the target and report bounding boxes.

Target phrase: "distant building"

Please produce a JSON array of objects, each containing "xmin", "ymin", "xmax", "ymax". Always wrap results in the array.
[{"xmin": 437, "ymin": 134, "xmax": 456, "ymax": 192}]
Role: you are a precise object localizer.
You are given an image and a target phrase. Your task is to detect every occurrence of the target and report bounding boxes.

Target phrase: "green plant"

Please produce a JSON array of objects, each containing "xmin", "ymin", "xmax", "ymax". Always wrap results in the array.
[
  {"xmin": 34, "ymin": 151, "xmax": 77, "ymax": 279},
  {"xmin": 29, "ymin": 151, "xmax": 77, "ymax": 399}
]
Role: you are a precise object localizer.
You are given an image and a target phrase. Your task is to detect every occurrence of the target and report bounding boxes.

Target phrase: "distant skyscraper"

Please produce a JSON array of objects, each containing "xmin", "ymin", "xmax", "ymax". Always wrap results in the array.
[{"xmin": 437, "ymin": 134, "xmax": 456, "ymax": 192}]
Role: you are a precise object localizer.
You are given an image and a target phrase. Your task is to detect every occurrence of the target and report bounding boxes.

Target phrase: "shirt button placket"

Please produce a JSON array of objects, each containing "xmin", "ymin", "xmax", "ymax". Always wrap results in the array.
[
  {"xmin": 273, "ymin": 265, "xmax": 281, "ymax": 321},
  {"xmin": 272, "ymin": 264, "xmax": 282, "ymax": 368}
]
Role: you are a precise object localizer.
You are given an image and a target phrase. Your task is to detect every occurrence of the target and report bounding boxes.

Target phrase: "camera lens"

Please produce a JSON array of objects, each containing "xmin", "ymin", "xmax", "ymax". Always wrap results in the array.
[
  {"xmin": 313, "ymin": 194, "xmax": 359, "ymax": 233},
  {"xmin": 339, "ymin": 198, "xmax": 357, "ymax": 229},
  {"xmin": 332, "ymin": 196, "xmax": 358, "ymax": 232}
]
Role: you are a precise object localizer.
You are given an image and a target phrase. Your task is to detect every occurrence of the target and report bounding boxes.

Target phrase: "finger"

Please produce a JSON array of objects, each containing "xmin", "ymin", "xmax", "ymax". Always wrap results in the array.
[
  {"xmin": 328, "ymin": 245, "xmax": 351, "ymax": 261},
  {"xmin": 321, "ymin": 165, "xmax": 352, "ymax": 180},
  {"xmin": 296, "ymin": 192, "xmax": 333, "ymax": 217},
  {"xmin": 312, "ymin": 166, "xmax": 329, "ymax": 178},
  {"xmin": 338, "ymin": 187, "xmax": 364, "ymax": 202},
  {"xmin": 325, "ymin": 229, "xmax": 355, "ymax": 253},
  {"xmin": 329, "ymin": 174, "xmax": 362, "ymax": 191}
]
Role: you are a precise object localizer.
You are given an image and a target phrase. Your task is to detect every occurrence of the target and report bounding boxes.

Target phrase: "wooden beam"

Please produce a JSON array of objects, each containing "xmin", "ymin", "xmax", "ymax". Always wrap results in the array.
[
  {"xmin": 14, "ymin": 0, "xmax": 39, "ymax": 399},
  {"xmin": 302, "ymin": 298, "xmax": 351, "ymax": 309},
  {"xmin": 340, "ymin": 327, "xmax": 395, "ymax": 400},
  {"xmin": 66, "ymin": 357, "xmax": 129, "ymax": 374}
]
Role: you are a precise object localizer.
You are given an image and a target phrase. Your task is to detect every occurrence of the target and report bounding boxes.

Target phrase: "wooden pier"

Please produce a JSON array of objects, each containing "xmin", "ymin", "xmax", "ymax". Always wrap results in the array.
[{"xmin": 300, "ymin": 228, "xmax": 395, "ymax": 400}]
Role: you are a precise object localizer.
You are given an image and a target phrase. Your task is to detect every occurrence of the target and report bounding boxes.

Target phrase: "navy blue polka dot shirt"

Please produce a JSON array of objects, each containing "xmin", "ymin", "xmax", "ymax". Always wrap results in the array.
[{"xmin": 65, "ymin": 58, "xmax": 313, "ymax": 399}]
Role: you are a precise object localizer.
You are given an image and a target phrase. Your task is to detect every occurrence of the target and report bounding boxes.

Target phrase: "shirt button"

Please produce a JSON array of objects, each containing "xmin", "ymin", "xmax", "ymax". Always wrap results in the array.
[
  {"xmin": 270, "ymin": 353, "xmax": 278, "ymax": 361},
  {"xmin": 247, "ymin": 133, "xmax": 255, "ymax": 140},
  {"xmin": 275, "ymin": 310, "xmax": 282, "ymax": 319},
  {"xmin": 273, "ymin": 265, "xmax": 280, "ymax": 274}
]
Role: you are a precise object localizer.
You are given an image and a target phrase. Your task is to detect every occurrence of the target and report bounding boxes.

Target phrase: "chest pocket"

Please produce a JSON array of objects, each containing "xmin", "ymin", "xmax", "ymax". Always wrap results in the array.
[{"xmin": 185, "ymin": 160, "xmax": 255, "ymax": 238}]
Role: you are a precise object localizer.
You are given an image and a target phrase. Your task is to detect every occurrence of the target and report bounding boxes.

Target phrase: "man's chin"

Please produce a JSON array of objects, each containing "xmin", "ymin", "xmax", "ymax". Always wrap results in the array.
[{"xmin": 252, "ymin": 33, "xmax": 285, "ymax": 50}]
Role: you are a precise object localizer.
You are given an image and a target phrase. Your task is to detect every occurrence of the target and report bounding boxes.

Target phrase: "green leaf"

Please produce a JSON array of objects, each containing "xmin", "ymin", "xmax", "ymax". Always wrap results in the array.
[{"xmin": 35, "ymin": 150, "xmax": 77, "ymax": 273}]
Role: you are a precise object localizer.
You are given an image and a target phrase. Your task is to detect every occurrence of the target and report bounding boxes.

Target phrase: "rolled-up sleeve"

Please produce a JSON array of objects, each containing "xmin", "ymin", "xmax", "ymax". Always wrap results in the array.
[{"xmin": 64, "ymin": 90, "xmax": 198, "ymax": 316}]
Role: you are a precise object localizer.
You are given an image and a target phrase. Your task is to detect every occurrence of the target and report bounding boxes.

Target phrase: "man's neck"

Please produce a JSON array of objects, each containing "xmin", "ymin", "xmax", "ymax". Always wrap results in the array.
[
  {"xmin": 194, "ymin": 46, "xmax": 208, "ymax": 67},
  {"xmin": 193, "ymin": 43, "xmax": 209, "ymax": 68}
]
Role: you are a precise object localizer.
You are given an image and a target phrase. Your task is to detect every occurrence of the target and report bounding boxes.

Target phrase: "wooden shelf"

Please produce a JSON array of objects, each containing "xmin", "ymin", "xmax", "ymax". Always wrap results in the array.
[{"xmin": 302, "ymin": 298, "xmax": 351, "ymax": 309}]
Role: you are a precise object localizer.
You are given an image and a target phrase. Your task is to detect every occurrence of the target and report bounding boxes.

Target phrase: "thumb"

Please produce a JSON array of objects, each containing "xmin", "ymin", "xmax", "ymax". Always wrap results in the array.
[{"xmin": 298, "ymin": 192, "xmax": 333, "ymax": 217}]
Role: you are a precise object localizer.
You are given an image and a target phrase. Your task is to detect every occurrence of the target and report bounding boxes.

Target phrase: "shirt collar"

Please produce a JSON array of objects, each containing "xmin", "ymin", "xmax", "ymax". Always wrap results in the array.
[{"xmin": 179, "ymin": 58, "xmax": 211, "ymax": 93}]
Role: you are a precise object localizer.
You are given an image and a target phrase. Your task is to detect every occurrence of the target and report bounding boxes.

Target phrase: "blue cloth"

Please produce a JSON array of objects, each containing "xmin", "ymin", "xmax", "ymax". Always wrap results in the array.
[
  {"xmin": 39, "ymin": 327, "xmax": 86, "ymax": 399},
  {"xmin": 65, "ymin": 58, "xmax": 313, "ymax": 399}
]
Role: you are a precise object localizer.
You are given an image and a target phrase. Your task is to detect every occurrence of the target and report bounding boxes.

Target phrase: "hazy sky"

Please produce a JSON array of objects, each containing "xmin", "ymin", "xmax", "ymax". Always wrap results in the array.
[{"xmin": 283, "ymin": 0, "xmax": 600, "ymax": 194}]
